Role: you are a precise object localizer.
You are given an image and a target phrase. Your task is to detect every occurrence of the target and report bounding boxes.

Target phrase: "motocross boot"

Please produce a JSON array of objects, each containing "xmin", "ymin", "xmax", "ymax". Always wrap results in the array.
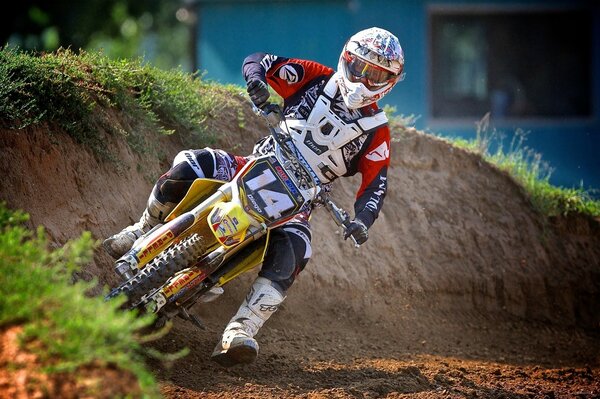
[
  {"xmin": 102, "ymin": 193, "xmax": 174, "ymax": 259},
  {"xmin": 211, "ymin": 277, "xmax": 285, "ymax": 367}
]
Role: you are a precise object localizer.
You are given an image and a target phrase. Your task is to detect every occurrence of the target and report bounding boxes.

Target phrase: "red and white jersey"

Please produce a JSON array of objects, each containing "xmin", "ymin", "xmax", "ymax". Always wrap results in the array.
[{"xmin": 243, "ymin": 53, "xmax": 391, "ymax": 228}]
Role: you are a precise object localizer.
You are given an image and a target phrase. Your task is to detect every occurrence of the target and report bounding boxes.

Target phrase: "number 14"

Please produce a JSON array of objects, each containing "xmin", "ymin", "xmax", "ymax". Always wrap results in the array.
[{"xmin": 246, "ymin": 169, "xmax": 294, "ymax": 219}]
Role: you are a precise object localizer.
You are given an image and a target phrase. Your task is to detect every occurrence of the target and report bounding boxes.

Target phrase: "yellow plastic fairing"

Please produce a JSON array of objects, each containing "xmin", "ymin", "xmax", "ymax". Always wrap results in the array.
[{"xmin": 218, "ymin": 234, "xmax": 270, "ymax": 285}]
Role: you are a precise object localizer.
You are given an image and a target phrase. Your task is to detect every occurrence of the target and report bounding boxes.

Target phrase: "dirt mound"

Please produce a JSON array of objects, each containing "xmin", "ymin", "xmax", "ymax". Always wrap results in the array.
[{"xmin": 1, "ymin": 97, "xmax": 599, "ymax": 398}]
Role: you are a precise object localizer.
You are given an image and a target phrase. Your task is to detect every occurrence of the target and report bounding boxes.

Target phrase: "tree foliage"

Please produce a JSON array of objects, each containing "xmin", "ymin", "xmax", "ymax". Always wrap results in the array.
[{"xmin": 1, "ymin": 0, "xmax": 194, "ymax": 70}]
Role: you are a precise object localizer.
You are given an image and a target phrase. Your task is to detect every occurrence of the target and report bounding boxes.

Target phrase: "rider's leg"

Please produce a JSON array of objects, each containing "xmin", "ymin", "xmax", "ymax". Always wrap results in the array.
[
  {"xmin": 212, "ymin": 217, "xmax": 312, "ymax": 367},
  {"xmin": 102, "ymin": 189, "xmax": 177, "ymax": 259},
  {"xmin": 103, "ymin": 148, "xmax": 245, "ymax": 259}
]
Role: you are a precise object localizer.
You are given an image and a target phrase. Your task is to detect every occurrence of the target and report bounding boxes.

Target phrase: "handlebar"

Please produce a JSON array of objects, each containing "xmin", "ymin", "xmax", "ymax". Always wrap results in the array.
[
  {"xmin": 322, "ymin": 196, "xmax": 360, "ymax": 248},
  {"xmin": 253, "ymin": 102, "xmax": 317, "ymax": 190},
  {"xmin": 252, "ymin": 103, "xmax": 284, "ymax": 129},
  {"xmin": 252, "ymin": 103, "xmax": 292, "ymax": 153}
]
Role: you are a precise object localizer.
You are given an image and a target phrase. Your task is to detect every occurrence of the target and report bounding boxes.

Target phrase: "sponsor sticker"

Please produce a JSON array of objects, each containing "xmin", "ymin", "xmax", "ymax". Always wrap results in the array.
[
  {"xmin": 365, "ymin": 142, "xmax": 389, "ymax": 162},
  {"xmin": 138, "ymin": 230, "xmax": 175, "ymax": 263},
  {"xmin": 274, "ymin": 165, "xmax": 299, "ymax": 195},
  {"xmin": 163, "ymin": 269, "xmax": 205, "ymax": 297}
]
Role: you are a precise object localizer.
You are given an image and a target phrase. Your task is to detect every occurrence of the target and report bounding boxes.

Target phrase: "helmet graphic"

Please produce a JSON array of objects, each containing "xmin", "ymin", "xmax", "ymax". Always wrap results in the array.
[{"xmin": 337, "ymin": 27, "xmax": 405, "ymax": 109}]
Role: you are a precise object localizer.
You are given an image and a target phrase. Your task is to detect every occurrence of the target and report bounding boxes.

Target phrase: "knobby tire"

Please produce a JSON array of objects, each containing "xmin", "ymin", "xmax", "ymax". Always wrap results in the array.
[{"xmin": 111, "ymin": 234, "xmax": 206, "ymax": 307}]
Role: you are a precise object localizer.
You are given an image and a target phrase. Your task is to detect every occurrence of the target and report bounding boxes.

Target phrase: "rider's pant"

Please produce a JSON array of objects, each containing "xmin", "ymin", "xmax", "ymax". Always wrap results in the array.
[
  {"xmin": 153, "ymin": 148, "xmax": 312, "ymax": 293},
  {"xmin": 151, "ymin": 148, "xmax": 245, "ymax": 207}
]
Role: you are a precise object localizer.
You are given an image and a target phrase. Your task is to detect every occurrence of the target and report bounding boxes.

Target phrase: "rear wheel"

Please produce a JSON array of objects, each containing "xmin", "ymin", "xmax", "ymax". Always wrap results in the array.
[{"xmin": 107, "ymin": 234, "xmax": 206, "ymax": 306}]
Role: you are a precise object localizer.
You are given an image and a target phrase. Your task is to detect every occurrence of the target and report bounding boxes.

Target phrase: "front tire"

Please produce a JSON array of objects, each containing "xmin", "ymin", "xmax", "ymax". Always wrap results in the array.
[{"xmin": 107, "ymin": 234, "xmax": 206, "ymax": 306}]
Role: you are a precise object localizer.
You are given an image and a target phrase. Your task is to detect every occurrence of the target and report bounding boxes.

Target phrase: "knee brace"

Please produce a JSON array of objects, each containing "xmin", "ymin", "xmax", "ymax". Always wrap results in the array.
[
  {"xmin": 259, "ymin": 230, "xmax": 296, "ymax": 285},
  {"xmin": 153, "ymin": 176, "xmax": 196, "ymax": 206},
  {"xmin": 172, "ymin": 148, "xmax": 242, "ymax": 182}
]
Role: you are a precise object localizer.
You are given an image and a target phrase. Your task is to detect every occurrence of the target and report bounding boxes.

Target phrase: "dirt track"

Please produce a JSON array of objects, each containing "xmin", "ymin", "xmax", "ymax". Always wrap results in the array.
[
  {"xmin": 148, "ymin": 278, "xmax": 600, "ymax": 398},
  {"xmin": 1, "ymin": 99, "xmax": 599, "ymax": 398}
]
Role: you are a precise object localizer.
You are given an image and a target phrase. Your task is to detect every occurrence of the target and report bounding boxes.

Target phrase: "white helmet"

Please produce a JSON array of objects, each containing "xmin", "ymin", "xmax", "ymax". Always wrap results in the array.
[{"xmin": 337, "ymin": 27, "xmax": 405, "ymax": 109}]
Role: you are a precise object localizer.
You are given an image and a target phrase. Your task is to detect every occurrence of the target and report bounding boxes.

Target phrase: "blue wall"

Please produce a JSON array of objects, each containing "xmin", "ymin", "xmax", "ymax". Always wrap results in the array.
[{"xmin": 196, "ymin": 0, "xmax": 599, "ymax": 193}]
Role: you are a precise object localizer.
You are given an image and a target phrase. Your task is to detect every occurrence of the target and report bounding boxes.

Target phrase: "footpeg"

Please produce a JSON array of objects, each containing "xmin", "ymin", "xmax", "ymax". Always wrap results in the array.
[{"xmin": 190, "ymin": 313, "xmax": 206, "ymax": 330}]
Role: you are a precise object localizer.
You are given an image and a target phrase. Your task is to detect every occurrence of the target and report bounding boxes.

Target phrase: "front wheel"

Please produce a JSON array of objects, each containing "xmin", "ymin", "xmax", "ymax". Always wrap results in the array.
[{"xmin": 106, "ymin": 234, "xmax": 206, "ymax": 306}]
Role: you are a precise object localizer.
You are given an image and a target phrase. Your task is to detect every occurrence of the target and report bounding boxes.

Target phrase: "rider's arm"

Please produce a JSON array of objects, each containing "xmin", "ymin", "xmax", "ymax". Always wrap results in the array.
[
  {"xmin": 242, "ymin": 53, "xmax": 333, "ymax": 100},
  {"xmin": 353, "ymin": 125, "xmax": 391, "ymax": 229}
]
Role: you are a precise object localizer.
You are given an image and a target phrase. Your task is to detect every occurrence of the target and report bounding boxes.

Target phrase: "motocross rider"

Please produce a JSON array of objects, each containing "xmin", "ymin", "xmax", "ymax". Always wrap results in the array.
[{"xmin": 103, "ymin": 27, "xmax": 405, "ymax": 367}]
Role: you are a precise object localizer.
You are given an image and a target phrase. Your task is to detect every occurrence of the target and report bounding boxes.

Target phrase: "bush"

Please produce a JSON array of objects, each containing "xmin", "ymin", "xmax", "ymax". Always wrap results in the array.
[
  {"xmin": 0, "ymin": 46, "xmax": 245, "ymax": 157},
  {"xmin": 0, "ymin": 202, "xmax": 159, "ymax": 396}
]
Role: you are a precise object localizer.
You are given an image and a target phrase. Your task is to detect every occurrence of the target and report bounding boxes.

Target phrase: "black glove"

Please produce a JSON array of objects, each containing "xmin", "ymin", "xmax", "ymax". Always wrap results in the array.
[
  {"xmin": 247, "ymin": 78, "xmax": 270, "ymax": 109},
  {"xmin": 343, "ymin": 218, "xmax": 368, "ymax": 245}
]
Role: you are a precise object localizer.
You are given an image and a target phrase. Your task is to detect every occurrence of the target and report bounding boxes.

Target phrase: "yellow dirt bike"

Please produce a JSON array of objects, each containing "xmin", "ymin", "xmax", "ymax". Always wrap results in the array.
[{"xmin": 105, "ymin": 104, "xmax": 357, "ymax": 328}]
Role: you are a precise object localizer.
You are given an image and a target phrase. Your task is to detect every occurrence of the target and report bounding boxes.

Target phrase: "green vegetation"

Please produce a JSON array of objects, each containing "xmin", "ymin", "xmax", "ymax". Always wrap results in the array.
[
  {"xmin": 0, "ymin": 46, "xmax": 244, "ymax": 157},
  {"xmin": 385, "ymin": 109, "xmax": 600, "ymax": 218},
  {"xmin": 447, "ymin": 114, "xmax": 600, "ymax": 218},
  {"xmin": 0, "ymin": 202, "xmax": 159, "ymax": 397},
  {"xmin": 6, "ymin": 1, "xmax": 191, "ymax": 70}
]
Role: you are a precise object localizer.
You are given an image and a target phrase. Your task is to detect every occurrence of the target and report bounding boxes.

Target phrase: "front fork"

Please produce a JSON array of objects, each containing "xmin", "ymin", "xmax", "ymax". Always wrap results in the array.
[{"xmin": 141, "ymin": 226, "xmax": 270, "ymax": 318}]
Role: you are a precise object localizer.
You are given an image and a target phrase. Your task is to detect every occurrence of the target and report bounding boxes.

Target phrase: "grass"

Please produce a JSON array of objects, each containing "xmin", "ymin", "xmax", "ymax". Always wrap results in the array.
[
  {"xmin": 0, "ymin": 46, "xmax": 245, "ymax": 157},
  {"xmin": 384, "ymin": 109, "xmax": 600, "ymax": 218},
  {"xmin": 445, "ymin": 113, "xmax": 600, "ymax": 218},
  {"xmin": 0, "ymin": 202, "xmax": 160, "ymax": 397}
]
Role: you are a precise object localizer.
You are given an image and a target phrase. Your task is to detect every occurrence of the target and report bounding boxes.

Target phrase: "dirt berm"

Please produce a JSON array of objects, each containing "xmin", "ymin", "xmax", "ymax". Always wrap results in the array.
[{"xmin": 1, "ymin": 95, "xmax": 599, "ymax": 398}]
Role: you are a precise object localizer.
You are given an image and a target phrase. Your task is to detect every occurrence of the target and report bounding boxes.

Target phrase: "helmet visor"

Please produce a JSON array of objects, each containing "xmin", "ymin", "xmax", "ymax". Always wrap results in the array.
[{"xmin": 343, "ymin": 52, "xmax": 404, "ymax": 90}]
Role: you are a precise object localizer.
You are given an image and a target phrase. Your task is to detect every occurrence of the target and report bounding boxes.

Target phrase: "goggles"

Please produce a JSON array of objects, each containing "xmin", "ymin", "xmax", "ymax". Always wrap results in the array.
[{"xmin": 343, "ymin": 51, "xmax": 404, "ymax": 90}]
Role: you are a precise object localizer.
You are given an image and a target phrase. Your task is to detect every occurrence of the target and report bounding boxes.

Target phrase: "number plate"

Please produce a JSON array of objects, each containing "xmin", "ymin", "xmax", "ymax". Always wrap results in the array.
[{"xmin": 239, "ymin": 157, "xmax": 306, "ymax": 224}]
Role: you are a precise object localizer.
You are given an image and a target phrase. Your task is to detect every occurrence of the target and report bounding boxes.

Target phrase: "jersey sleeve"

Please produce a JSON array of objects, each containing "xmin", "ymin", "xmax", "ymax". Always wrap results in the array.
[
  {"xmin": 353, "ymin": 125, "xmax": 391, "ymax": 229},
  {"xmin": 242, "ymin": 52, "xmax": 333, "ymax": 100}
]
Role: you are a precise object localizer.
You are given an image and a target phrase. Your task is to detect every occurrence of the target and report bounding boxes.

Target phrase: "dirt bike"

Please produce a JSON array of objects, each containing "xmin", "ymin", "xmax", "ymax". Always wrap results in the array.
[{"xmin": 105, "ymin": 103, "xmax": 358, "ymax": 329}]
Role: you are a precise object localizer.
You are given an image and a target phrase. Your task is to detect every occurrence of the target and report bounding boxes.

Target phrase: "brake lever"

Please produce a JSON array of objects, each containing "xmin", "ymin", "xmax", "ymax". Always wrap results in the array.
[
  {"xmin": 252, "ymin": 102, "xmax": 283, "ymax": 128},
  {"xmin": 323, "ymin": 197, "xmax": 360, "ymax": 248}
]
